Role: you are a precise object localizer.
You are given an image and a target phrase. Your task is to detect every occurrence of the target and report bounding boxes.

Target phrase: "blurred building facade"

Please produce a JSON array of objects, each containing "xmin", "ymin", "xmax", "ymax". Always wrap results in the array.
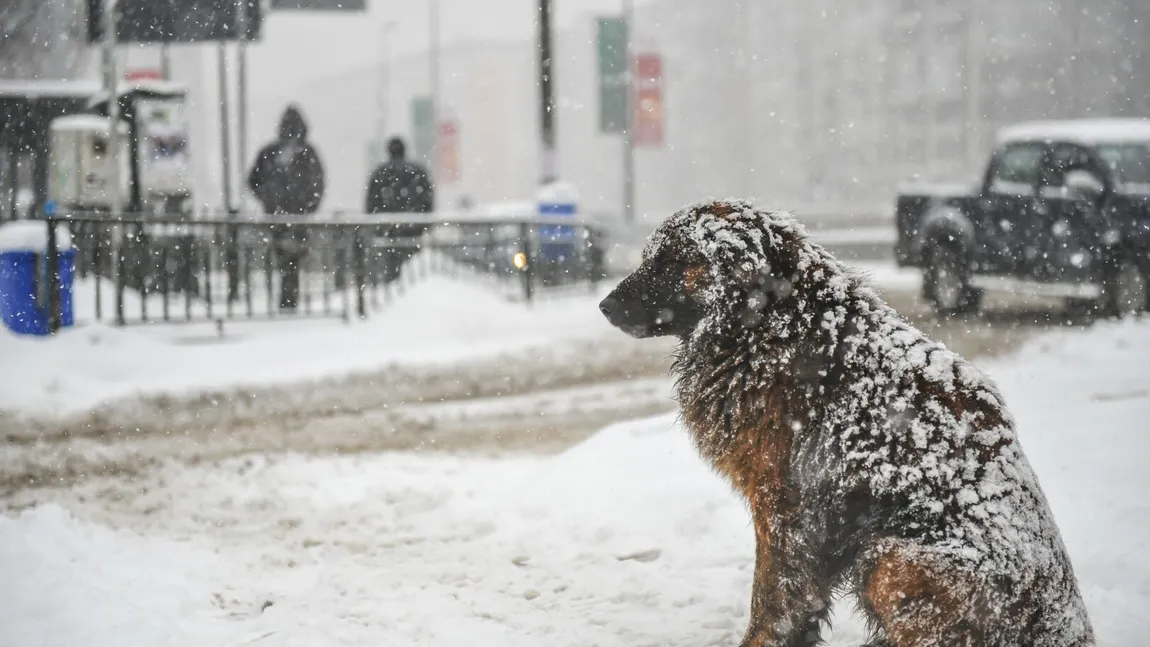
[
  {"xmin": 36, "ymin": 0, "xmax": 1143, "ymax": 219},
  {"xmin": 611, "ymin": 0, "xmax": 1150, "ymax": 218}
]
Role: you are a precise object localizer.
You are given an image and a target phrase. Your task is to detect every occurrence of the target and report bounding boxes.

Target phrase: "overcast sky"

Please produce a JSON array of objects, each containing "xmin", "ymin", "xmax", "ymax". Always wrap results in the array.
[{"xmin": 242, "ymin": 0, "xmax": 655, "ymax": 88}]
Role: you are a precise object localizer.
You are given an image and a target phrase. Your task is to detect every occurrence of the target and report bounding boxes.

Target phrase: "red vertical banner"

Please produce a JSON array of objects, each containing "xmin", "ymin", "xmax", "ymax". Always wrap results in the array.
[
  {"xmin": 438, "ymin": 120, "xmax": 460, "ymax": 184},
  {"xmin": 633, "ymin": 53, "xmax": 664, "ymax": 148}
]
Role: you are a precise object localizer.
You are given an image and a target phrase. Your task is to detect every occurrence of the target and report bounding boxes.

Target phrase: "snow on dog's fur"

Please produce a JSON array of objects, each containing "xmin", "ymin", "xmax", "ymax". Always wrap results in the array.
[{"xmin": 599, "ymin": 199, "xmax": 1093, "ymax": 647}]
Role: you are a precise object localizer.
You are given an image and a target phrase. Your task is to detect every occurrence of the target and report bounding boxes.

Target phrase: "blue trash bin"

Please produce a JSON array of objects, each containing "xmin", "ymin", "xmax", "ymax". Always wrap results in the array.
[
  {"xmin": 0, "ymin": 221, "xmax": 75, "ymax": 336},
  {"xmin": 537, "ymin": 181, "xmax": 579, "ymax": 263}
]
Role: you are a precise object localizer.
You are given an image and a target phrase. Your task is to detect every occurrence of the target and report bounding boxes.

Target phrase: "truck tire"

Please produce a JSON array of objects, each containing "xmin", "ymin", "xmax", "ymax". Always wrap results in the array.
[
  {"xmin": 1063, "ymin": 297, "xmax": 1099, "ymax": 319},
  {"xmin": 924, "ymin": 244, "xmax": 981, "ymax": 317},
  {"xmin": 1101, "ymin": 258, "xmax": 1148, "ymax": 319}
]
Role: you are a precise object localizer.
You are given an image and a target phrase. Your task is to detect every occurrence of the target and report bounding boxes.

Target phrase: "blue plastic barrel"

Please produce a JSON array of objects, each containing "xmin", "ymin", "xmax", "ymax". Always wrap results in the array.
[{"xmin": 0, "ymin": 221, "xmax": 75, "ymax": 336}]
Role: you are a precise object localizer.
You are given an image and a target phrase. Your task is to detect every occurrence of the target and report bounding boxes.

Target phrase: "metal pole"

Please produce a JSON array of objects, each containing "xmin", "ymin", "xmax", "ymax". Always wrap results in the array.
[
  {"xmin": 228, "ymin": 0, "xmax": 248, "ymax": 303},
  {"xmin": 218, "ymin": 43, "xmax": 233, "ymax": 214},
  {"xmin": 160, "ymin": 45, "xmax": 171, "ymax": 80},
  {"xmin": 519, "ymin": 221, "xmax": 535, "ymax": 303},
  {"xmin": 103, "ymin": 0, "xmax": 125, "ymax": 325},
  {"xmin": 964, "ymin": 0, "xmax": 982, "ymax": 175},
  {"xmin": 378, "ymin": 21, "xmax": 396, "ymax": 142},
  {"xmin": 103, "ymin": 0, "xmax": 120, "ymax": 218},
  {"xmin": 236, "ymin": 0, "xmax": 249, "ymax": 205},
  {"xmin": 538, "ymin": 0, "xmax": 556, "ymax": 183},
  {"xmin": 429, "ymin": 0, "xmax": 440, "ymax": 178},
  {"xmin": 923, "ymin": 4, "xmax": 937, "ymax": 177},
  {"xmin": 46, "ymin": 217, "xmax": 60, "ymax": 333},
  {"xmin": 621, "ymin": 0, "xmax": 635, "ymax": 223}
]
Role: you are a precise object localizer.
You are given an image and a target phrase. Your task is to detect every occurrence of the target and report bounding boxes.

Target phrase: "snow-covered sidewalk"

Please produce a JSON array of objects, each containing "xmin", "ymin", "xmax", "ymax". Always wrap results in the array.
[
  {"xmin": 0, "ymin": 277, "xmax": 617, "ymax": 416},
  {"xmin": 1, "ymin": 318, "xmax": 1147, "ymax": 646}
]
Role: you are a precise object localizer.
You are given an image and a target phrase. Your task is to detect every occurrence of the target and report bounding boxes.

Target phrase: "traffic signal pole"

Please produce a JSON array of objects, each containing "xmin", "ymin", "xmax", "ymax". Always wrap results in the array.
[{"xmin": 538, "ymin": 0, "xmax": 556, "ymax": 184}]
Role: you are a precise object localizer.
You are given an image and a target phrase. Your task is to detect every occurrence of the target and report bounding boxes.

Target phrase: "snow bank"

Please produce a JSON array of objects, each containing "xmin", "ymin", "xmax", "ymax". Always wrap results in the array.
[
  {"xmin": 0, "ymin": 259, "xmax": 919, "ymax": 417},
  {"xmin": 0, "ymin": 220, "xmax": 74, "ymax": 252},
  {"xmin": 0, "ymin": 276, "xmax": 615, "ymax": 415},
  {"xmin": 1, "ymin": 319, "xmax": 1147, "ymax": 646}
]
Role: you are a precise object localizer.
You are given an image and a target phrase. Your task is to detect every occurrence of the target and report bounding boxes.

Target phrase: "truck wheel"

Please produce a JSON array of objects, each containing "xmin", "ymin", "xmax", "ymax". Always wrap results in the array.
[
  {"xmin": 1101, "ymin": 259, "xmax": 1148, "ymax": 319},
  {"xmin": 1063, "ymin": 297, "xmax": 1099, "ymax": 319},
  {"xmin": 925, "ymin": 244, "xmax": 980, "ymax": 317}
]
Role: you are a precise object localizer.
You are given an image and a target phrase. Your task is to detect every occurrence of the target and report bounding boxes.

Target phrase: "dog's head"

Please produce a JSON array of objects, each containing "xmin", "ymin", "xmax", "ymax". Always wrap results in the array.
[{"xmin": 600, "ymin": 198, "xmax": 819, "ymax": 340}]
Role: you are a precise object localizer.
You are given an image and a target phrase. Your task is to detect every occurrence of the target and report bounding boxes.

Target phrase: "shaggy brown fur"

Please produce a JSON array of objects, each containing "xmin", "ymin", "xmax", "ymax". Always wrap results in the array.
[{"xmin": 599, "ymin": 199, "xmax": 1094, "ymax": 647}]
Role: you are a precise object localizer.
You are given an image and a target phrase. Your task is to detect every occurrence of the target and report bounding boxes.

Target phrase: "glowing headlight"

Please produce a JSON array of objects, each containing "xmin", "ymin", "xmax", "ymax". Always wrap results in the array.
[
  {"xmin": 512, "ymin": 252, "xmax": 528, "ymax": 270},
  {"xmin": 1101, "ymin": 229, "xmax": 1122, "ymax": 245}
]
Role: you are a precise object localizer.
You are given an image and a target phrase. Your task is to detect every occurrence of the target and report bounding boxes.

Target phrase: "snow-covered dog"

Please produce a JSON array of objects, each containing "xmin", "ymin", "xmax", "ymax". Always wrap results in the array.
[{"xmin": 599, "ymin": 199, "xmax": 1093, "ymax": 647}]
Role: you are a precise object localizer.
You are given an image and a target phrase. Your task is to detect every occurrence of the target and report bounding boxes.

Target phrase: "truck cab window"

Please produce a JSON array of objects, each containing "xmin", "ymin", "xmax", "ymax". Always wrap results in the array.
[
  {"xmin": 989, "ymin": 143, "xmax": 1044, "ymax": 195},
  {"xmin": 1043, "ymin": 144, "xmax": 1092, "ymax": 185},
  {"xmin": 1095, "ymin": 143, "xmax": 1150, "ymax": 185}
]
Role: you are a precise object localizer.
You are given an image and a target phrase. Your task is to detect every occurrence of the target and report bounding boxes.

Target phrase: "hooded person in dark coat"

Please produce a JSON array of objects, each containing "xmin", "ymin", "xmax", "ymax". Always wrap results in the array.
[
  {"xmin": 247, "ymin": 105, "xmax": 325, "ymax": 311},
  {"xmin": 364, "ymin": 137, "xmax": 434, "ymax": 284},
  {"xmin": 249, "ymin": 105, "xmax": 325, "ymax": 215}
]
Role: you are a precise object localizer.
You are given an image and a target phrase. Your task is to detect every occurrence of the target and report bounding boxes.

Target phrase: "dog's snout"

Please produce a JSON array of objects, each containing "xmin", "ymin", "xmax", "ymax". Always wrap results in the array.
[{"xmin": 599, "ymin": 296, "xmax": 619, "ymax": 318}]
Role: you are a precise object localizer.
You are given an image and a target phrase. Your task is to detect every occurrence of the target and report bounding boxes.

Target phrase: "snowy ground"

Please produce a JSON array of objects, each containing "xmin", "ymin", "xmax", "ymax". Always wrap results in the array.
[{"xmin": 2, "ymin": 315, "xmax": 1148, "ymax": 646}]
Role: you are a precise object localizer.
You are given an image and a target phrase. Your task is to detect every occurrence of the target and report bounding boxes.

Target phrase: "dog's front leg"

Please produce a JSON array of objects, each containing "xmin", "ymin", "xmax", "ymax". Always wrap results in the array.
[{"xmin": 739, "ymin": 525, "xmax": 830, "ymax": 647}]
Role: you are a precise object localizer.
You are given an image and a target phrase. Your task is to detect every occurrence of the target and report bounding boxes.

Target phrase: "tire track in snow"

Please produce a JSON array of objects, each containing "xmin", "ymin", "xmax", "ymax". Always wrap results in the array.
[{"xmin": 0, "ymin": 287, "xmax": 1088, "ymax": 497}]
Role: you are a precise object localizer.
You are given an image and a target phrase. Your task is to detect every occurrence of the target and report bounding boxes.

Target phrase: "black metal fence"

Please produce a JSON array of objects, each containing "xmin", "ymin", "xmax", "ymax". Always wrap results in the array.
[{"xmin": 40, "ymin": 210, "xmax": 607, "ymax": 332}]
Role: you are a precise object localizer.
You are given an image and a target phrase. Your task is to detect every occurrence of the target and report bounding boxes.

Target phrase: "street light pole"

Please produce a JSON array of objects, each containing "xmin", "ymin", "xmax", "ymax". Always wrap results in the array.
[
  {"xmin": 538, "ymin": 0, "xmax": 556, "ymax": 184},
  {"xmin": 236, "ymin": 0, "xmax": 249, "ymax": 212},
  {"xmin": 102, "ymin": 0, "xmax": 121, "ymax": 220},
  {"xmin": 378, "ymin": 20, "xmax": 397, "ymax": 142},
  {"xmin": 102, "ymin": 0, "xmax": 121, "ymax": 324},
  {"xmin": 622, "ymin": 0, "xmax": 635, "ymax": 223},
  {"xmin": 217, "ymin": 43, "xmax": 232, "ymax": 214}
]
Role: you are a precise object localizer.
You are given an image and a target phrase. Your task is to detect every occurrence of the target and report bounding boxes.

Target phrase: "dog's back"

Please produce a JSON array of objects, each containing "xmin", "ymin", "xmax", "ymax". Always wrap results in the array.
[{"xmin": 822, "ymin": 295, "xmax": 1093, "ymax": 646}]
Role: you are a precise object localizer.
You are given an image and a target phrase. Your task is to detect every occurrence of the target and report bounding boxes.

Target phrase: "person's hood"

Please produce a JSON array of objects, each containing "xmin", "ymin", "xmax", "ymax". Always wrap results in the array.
[{"xmin": 279, "ymin": 106, "xmax": 308, "ymax": 141}]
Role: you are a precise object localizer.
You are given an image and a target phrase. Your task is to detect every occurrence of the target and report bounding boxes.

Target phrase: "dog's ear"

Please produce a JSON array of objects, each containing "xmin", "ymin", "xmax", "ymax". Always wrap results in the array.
[{"xmin": 737, "ymin": 263, "xmax": 794, "ymax": 328}]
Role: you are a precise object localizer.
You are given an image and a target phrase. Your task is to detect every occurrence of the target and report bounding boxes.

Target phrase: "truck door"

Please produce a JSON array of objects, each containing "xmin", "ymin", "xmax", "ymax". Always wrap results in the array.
[
  {"xmin": 977, "ymin": 142, "xmax": 1046, "ymax": 277},
  {"xmin": 1031, "ymin": 143, "xmax": 1110, "ymax": 285}
]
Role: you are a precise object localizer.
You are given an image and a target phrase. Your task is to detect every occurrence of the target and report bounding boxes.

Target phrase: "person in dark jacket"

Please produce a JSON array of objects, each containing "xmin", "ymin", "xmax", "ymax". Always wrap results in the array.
[
  {"xmin": 247, "ymin": 105, "xmax": 325, "ymax": 311},
  {"xmin": 364, "ymin": 137, "xmax": 434, "ymax": 285}
]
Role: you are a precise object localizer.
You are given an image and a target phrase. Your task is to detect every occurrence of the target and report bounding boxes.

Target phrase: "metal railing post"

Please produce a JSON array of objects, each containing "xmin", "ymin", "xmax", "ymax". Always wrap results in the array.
[
  {"xmin": 354, "ymin": 227, "xmax": 367, "ymax": 319},
  {"xmin": 519, "ymin": 221, "xmax": 534, "ymax": 304},
  {"xmin": 45, "ymin": 216, "xmax": 61, "ymax": 334},
  {"xmin": 115, "ymin": 223, "xmax": 126, "ymax": 326},
  {"xmin": 227, "ymin": 219, "xmax": 240, "ymax": 304}
]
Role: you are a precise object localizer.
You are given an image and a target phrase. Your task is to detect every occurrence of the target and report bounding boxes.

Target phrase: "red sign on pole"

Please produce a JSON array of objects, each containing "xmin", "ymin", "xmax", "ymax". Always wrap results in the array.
[
  {"xmin": 124, "ymin": 69, "xmax": 162, "ymax": 82},
  {"xmin": 438, "ymin": 120, "xmax": 460, "ymax": 184},
  {"xmin": 634, "ymin": 53, "xmax": 664, "ymax": 148}
]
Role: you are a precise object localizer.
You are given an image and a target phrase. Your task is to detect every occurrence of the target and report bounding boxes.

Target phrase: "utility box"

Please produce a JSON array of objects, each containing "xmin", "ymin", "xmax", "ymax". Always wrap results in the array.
[
  {"xmin": 135, "ymin": 96, "xmax": 193, "ymax": 205},
  {"xmin": 49, "ymin": 115, "xmax": 131, "ymax": 210}
]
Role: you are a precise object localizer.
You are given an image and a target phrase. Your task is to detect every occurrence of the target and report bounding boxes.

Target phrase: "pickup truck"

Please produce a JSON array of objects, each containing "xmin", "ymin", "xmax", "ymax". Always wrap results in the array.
[{"xmin": 894, "ymin": 118, "xmax": 1150, "ymax": 318}]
